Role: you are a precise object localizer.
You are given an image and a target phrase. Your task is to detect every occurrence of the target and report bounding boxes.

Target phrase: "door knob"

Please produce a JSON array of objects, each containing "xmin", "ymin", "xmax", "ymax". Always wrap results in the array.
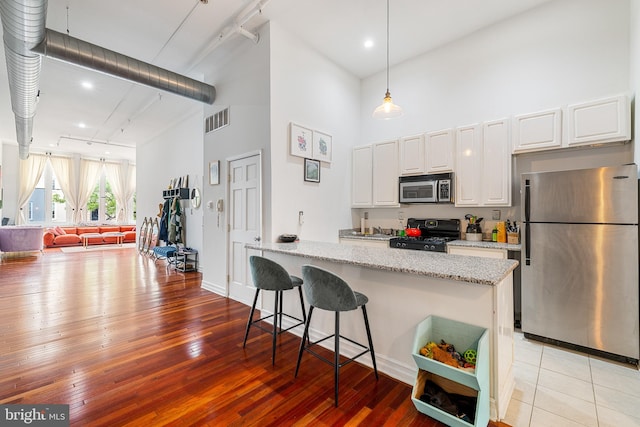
[{"xmin": 254, "ymin": 236, "xmax": 261, "ymax": 242}]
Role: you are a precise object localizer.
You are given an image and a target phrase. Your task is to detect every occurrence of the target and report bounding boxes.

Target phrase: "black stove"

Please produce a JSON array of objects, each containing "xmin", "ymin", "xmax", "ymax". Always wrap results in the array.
[{"xmin": 389, "ymin": 218, "xmax": 461, "ymax": 252}]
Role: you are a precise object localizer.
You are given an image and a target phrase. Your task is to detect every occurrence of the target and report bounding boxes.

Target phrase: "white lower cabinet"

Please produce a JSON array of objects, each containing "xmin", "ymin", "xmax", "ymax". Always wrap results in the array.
[
  {"xmin": 352, "ymin": 140, "xmax": 399, "ymax": 207},
  {"xmin": 447, "ymin": 246, "xmax": 507, "ymax": 259}
]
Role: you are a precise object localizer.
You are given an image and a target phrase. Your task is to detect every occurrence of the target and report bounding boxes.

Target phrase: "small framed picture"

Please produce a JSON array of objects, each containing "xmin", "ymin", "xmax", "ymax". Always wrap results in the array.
[
  {"xmin": 304, "ymin": 158, "xmax": 320, "ymax": 183},
  {"xmin": 312, "ymin": 131, "xmax": 332, "ymax": 163},
  {"xmin": 290, "ymin": 123, "xmax": 313, "ymax": 158},
  {"xmin": 209, "ymin": 160, "xmax": 220, "ymax": 185}
]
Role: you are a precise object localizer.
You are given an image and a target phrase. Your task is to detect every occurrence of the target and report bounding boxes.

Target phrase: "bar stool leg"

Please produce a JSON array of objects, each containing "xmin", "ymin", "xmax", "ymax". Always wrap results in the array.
[
  {"xmin": 295, "ymin": 306, "xmax": 314, "ymax": 377},
  {"xmin": 243, "ymin": 289, "xmax": 260, "ymax": 348},
  {"xmin": 334, "ymin": 311, "xmax": 340, "ymax": 407},
  {"xmin": 272, "ymin": 290, "xmax": 280, "ymax": 365},
  {"xmin": 362, "ymin": 305, "xmax": 378, "ymax": 379}
]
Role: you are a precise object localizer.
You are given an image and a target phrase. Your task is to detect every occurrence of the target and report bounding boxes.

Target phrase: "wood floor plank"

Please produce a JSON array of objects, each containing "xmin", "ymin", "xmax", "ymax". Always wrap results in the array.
[{"xmin": 0, "ymin": 247, "xmax": 510, "ymax": 426}]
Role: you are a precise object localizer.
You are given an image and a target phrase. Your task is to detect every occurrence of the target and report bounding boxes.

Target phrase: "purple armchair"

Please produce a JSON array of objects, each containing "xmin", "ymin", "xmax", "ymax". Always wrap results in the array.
[{"xmin": 0, "ymin": 226, "xmax": 44, "ymax": 253}]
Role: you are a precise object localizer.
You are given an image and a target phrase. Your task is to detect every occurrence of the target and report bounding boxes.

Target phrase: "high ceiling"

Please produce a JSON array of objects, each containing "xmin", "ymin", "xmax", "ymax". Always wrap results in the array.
[{"xmin": 0, "ymin": 0, "xmax": 552, "ymax": 162}]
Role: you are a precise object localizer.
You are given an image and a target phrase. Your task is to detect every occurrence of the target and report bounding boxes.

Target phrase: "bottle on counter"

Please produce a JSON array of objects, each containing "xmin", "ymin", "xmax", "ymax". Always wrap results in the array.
[
  {"xmin": 492, "ymin": 225, "xmax": 498, "ymax": 242},
  {"xmin": 361, "ymin": 211, "xmax": 369, "ymax": 235}
]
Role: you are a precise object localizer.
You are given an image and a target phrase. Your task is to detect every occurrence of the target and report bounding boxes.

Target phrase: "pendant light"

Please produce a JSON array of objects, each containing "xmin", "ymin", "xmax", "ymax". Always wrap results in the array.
[{"xmin": 372, "ymin": 0, "xmax": 403, "ymax": 119}]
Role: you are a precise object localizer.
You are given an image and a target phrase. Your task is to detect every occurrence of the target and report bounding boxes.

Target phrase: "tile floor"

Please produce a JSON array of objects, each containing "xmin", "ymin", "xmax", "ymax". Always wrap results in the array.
[{"xmin": 504, "ymin": 332, "xmax": 640, "ymax": 427}]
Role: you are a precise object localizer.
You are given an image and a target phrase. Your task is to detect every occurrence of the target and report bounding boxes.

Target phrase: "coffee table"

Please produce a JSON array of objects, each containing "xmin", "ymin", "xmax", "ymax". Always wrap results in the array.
[
  {"xmin": 79, "ymin": 233, "xmax": 103, "ymax": 249},
  {"xmin": 102, "ymin": 232, "xmax": 125, "ymax": 246}
]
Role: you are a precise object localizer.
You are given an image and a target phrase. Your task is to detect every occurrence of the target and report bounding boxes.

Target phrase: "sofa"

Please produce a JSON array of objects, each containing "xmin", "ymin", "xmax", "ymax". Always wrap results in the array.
[
  {"xmin": 43, "ymin": 225, "xmax": 136, "ymax": 248},
  {"xmin": 0, "ymin": 226, "xmax": 44, "ymax": 253}
]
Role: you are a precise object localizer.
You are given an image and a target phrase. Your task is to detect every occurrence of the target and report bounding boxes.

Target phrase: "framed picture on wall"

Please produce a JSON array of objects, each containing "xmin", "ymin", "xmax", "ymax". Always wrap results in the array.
[
  {"xmin": 312, "ymin": 131, "xmax": 332, "ymax": 163},
  {"xmin": 304, "ymin": 158, "xmax": 320, "ymax": 183},
  {"xmin": 209, "ymin": 160, "xmax": 220, "ymax": 185},
  {"xmin": 290, "ymin": 123, "xmax": 313, "ymax": 158}
]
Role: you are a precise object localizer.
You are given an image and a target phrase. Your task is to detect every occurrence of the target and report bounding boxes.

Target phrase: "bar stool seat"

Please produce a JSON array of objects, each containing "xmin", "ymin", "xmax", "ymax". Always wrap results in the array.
[
  {"xmin": 243, "ymin": 255, "xmax": 306, "ymax": 365},
  {"xmin": 294, "ymin": 264, "xmax": 378, "ymax": 406}
]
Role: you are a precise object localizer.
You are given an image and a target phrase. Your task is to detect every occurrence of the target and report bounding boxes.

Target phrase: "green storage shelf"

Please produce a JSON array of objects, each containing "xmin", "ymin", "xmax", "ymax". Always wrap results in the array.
[{"xmin": 411, "ymin": 315, "xmax": 489, "ymax": 427}]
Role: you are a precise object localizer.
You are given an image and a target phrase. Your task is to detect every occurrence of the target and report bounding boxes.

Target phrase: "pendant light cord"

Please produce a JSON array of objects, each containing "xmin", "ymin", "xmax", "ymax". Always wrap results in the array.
[{"xmin": 385, "ymin": 0, "xmax": 390, "ymax": 93}]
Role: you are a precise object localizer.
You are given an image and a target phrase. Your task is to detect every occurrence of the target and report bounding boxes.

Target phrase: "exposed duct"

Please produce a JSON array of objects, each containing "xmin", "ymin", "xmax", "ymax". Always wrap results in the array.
[
  {"xmin": 32, "ymin": 29, "xmax": 216, "ymax": 105},
  {"xmin": 0, "ymin": 0, "xmax": 216, "ymax": 160},
  {"xmin": 0, "ymin": 0, "xmax": 47, "ymax": 160}
]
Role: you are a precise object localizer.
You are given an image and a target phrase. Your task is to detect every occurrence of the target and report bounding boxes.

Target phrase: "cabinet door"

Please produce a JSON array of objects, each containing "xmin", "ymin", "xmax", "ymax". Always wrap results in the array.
[
  {"xmin": 482, "ymin": 119, "xmax": 511, "ymax": 206},
  {"xmin": 448, "ymin": 246, "xmax": 507, "ymax": 259},
  {"xmin": 399, "ymin": 134, "xmax": 425, "ymax": 176},
  {"xmin": 512, "ymin": 108, "xmax": 562, "ymax": 153},
  {"xmin": 455, "ymin": 124, "xmax": 482, "ymax": 206},
  {"xmin": 426, "ymin": 128, "xmax": 455, "ymax": 173},
  {"xmin": 567, "ymin": 94, "xmax": 631, "ymax": 146},
  {"xmin": 352, "ymin": 145, "xmax": 373, "ymax": 207},
  {"xmin": 372, "ymin": 139, "xmax": 399, "ymax": 206}
]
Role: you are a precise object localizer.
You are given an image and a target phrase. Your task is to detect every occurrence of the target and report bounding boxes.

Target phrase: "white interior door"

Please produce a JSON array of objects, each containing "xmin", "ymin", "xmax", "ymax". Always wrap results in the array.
[{"xmin": 228, "ymin": 153, "xmax": 262, "ymax": 305}]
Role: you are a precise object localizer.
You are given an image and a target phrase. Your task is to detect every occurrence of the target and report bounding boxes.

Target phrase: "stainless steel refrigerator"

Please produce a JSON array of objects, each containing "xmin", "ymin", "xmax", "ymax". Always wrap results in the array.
[{"xmin": 521, "ymin": 164, "xmax": 639, "ymax": 363}]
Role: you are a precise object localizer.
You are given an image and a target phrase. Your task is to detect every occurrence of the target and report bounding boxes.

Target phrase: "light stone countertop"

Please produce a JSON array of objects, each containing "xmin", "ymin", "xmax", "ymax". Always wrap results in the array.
[
  {"xmin": 247, "ymin": 240, "xmax": 518, "ymax": 286},
  {"xmin": 447, "ymin": 239, "xmax": 522, "ymax": 252}
]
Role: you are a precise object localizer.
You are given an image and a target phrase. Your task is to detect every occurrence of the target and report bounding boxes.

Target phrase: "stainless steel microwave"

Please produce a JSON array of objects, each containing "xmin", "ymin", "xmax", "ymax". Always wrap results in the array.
[{"xmin": 399, "ymin": 173, "xmax": 454, "ymax": 204}]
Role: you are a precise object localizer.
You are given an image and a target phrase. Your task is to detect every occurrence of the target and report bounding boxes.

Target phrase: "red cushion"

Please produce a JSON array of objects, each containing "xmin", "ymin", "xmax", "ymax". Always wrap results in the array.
[
  {"xmin": 99, "ymin": 226, "xmax": 120, "ymax": 233},
  {"xmin": 54, "ymin": 234, "xmax": 81, "ymax": 245},
  {"xmin": 61, "ymin": 227, "xmax": 77, "ymax": 235},
  {"xmin": 76, "ymin": 227, "xmax": 99, "ymax": 235},
  {"xmin": 43, "ymin": 232, "xmax": 55, "ymax": 246}
]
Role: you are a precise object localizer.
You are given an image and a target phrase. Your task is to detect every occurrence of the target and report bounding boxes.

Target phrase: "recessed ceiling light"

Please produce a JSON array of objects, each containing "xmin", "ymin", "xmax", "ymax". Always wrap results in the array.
[
  {"xmin": 364, "ymin": 39, "xmax": 374, "ymax": 49},
  {"xmin": 78, "ymin": 122, "xmax": 86, "ymax": 128},
  {"xmin": 81, "ymin": 81, "xmax": 93, "ymax": 90}
]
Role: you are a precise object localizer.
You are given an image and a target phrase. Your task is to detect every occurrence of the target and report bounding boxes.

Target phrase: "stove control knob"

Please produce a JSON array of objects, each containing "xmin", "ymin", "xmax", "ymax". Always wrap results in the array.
[{"xmin": 402, "ymin": 242, "xmax": 407, "ymax": 248}]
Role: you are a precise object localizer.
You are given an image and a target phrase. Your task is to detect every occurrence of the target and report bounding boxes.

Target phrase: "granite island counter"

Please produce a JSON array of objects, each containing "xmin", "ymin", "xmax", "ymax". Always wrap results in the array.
[{"xmin": 245, "ymin": 240, "xmax": 518, "ymax": 420}]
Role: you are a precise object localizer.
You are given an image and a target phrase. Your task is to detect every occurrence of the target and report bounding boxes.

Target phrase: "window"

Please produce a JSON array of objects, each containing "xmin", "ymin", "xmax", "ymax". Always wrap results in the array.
[
  {"xmin": 26, "ymin": 163, "xmax": 67, "ymax": 224},
  {"xmin": 86, "ymin": 177, "xmax": 116, "ymax": 223}
]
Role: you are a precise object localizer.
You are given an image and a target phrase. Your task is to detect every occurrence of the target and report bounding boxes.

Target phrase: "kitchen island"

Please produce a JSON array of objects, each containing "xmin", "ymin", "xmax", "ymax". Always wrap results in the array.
[{"xmin": 246, "ymin": 240, "xmax": 518, "ymax": 420}]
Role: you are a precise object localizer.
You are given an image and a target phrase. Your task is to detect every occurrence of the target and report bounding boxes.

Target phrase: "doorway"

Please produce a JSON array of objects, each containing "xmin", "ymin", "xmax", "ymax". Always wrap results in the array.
[{"xmin": 227, "ymin": 153, "xmax": 262, "ymax": 305}]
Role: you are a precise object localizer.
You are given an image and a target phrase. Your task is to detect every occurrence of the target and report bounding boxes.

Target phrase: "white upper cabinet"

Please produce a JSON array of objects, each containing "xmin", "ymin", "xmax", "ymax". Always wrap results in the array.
[
  {"xmin": 455, "ymin": 124, "xmax": 482, "ymax": 206},
  {"xmin": 426, "ymin": 128, "xmax": 455, "ymax": 173},
  {"xmin": 352, "ymin": 140, "xmax": 399, "ymax": 207},
  {"xmin": 567, "ymin": 94, "xmax": 631, "ymax": 146},
  {"xmin": 352, "ymin": 145, "xmax": 373, "ymax": 207},
  {"xmin": 399, "ymin": 134, "xmax": 425, "ymax": 176},
  {"xmin": 512, "ymin": 108, "xmax": 562, "ymax": 153},
  {"xmin": 372, "ymin": 139, "xmax": 400, "ymax": 206},
  {"xmin": 482, "ymin": 119, "xmax": 511, "ymax": 206}
]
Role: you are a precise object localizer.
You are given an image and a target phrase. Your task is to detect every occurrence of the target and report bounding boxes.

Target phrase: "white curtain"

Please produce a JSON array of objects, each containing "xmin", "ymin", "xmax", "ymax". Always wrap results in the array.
[
  {"xmin": 104, "ymin": 161, "xmax": 135, "ymax": 223},
  {"xmin": 74, "ymin": 159, "xmax": 102, "ymax": 223},
  {"xmin": 48, "ymin": 156, "xmax": 79, "ymax": 220},
  {"xmin": 16, "ymin": 154, "xmax": 48, "ymax": 225}
]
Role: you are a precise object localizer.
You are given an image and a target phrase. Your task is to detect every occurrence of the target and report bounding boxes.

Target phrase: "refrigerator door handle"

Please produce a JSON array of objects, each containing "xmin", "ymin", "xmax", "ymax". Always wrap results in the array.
[
  {"xmin": 524, "ymin": 179, "xmax": 531, "ymax": 265},
  {"xmin": 525, "ymin": 223, "xmax": 531, "ymax": 265}
]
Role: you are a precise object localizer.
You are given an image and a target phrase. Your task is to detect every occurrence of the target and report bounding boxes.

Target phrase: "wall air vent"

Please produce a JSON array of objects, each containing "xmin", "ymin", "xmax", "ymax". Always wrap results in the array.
[{"xmin": 205, "ymin": 108, "xmax": 229, "ymax": 133}]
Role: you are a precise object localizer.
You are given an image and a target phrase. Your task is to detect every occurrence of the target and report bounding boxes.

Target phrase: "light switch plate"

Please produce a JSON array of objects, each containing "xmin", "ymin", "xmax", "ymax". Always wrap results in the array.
[{"xmin": 492, "ymin": 210, "xmax": 501, "ymax": 220}]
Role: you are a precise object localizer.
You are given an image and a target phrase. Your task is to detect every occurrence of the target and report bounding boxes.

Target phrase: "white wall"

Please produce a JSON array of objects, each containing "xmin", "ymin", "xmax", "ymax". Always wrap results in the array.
[
  {"xmin": 269, "ymin": 22, "xmax": 361, "ymax": 243},
  {"xmin": 356, "ymin": 0, "xmax": 633, "ymax": 231},
  {"xmin": 200, "ymin": 24, "xmax": 272, "ymax": 292},
  {"xmin": 137, "ymin": 109, "xmax": 204, "ymax": 253}
]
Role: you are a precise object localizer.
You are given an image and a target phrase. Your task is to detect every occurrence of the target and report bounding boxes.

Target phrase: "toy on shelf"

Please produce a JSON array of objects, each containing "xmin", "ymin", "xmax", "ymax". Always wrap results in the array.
[{"xmin": 419, "ymin": 340, "xmax": 476, "ymax": 372}]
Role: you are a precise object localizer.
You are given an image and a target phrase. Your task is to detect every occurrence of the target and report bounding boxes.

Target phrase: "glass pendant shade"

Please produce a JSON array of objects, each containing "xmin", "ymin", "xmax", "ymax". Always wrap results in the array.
[
  {"xmin": 373, "ymin": 0, "xmax": 403, "ymax": 120},
  {"xmin": 372, "ymin": 90, "xmax": 403, "ymax": 119}
]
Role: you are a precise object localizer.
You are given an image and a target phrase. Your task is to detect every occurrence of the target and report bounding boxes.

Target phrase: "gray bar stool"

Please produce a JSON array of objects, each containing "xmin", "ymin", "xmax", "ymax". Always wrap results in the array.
[
  {"xmin": 243, "ymin": 255, "xmax": 306, "ymax": 365},
  {"xmin": 294, "ymin": 264, "xmax": 378, "ymax": 406}
]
